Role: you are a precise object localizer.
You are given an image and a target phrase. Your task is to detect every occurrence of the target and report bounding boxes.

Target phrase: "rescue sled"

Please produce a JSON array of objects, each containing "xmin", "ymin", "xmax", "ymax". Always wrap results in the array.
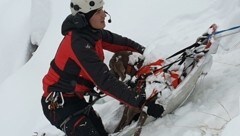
[
  {"xmin": 110, "ymin": 24, "xmax": 220, "ymax": 136},
  {"xmin": 140, "ymin": 24, "xmax": 219, "ymax": 116}
]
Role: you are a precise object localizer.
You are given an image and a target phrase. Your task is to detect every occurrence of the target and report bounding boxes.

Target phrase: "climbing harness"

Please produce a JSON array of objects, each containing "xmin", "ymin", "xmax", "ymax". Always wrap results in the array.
[{"xmin": 60, "ymin": 91, "xmax": 106, "ymax": 133}]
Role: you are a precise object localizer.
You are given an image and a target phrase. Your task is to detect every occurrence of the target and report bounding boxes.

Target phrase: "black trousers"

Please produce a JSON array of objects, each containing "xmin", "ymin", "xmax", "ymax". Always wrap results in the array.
[{"xmin": 41, "ymin": 96, "xmax": 108, "ymax": 136}]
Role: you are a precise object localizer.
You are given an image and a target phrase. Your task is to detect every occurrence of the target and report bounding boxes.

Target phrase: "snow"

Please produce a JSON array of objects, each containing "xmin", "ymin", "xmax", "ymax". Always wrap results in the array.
[{"xmin": 0, "ymin": 0, "xmax": 240, "ymax": 136}]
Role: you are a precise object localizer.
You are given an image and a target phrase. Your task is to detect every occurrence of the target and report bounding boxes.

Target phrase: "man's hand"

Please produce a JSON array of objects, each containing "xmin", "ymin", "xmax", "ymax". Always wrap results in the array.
[{"xmin": 145, "ymin": 100, "xmax": 164, "ymax": 118}]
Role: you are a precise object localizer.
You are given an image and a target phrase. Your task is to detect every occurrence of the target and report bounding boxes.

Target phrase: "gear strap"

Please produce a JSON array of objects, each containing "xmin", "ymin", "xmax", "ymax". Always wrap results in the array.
[
  {"xmin": 60, "ymin": 93, "xmax": 106, "ymax": 132},
  {"xmin": 50, "ymin": 60, "xmax": 95, "ymax": 89}
]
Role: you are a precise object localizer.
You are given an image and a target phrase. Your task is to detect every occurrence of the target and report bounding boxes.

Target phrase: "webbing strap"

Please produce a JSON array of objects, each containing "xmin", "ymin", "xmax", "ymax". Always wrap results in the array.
[
  {"xmin": 50, "ymin": 60, "xmax": 94, "ymax": 89},
  {"xmin": 60, "ymin": 94, "xmax": 105, "ymax": 131}
]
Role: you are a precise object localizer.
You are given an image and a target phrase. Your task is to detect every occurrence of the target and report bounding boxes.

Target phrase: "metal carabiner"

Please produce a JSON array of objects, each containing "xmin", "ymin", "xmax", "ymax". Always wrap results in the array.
[{"xmin": 45, "ymin": 92, "xmax": 65, "ymax": 110}]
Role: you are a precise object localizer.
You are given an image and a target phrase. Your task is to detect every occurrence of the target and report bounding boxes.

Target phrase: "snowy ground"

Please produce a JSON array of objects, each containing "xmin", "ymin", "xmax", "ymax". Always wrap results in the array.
[{"xmin": 0, "ymin": 0, "xmax": 240, "ymax": 136}]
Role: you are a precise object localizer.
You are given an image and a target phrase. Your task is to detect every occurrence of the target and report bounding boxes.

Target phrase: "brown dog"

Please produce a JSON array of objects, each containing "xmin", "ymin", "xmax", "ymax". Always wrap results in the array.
[
  {"xmin": 109, "ymin": 51, "xmax": 144, "ymax": 82},
  {"xmin": 109, "ymin": 51, "xmax": 131, "ymax": 81},
  {"xmin": 109, "ymin": 51, "xmax": 145, "ymax": 132}
]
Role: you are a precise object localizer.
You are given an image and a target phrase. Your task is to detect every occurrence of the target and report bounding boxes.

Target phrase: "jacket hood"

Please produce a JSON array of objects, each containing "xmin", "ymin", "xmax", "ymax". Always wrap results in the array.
[{"xmin": 61, "ymin": 14, "xmax": 90, "ymax": 35}]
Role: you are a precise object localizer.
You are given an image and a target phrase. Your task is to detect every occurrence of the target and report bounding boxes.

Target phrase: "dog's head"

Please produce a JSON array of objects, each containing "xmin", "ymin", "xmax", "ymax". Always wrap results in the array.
[{"xmin": 109, "ymin": 51, "xmax": 144, "ymax": 81}]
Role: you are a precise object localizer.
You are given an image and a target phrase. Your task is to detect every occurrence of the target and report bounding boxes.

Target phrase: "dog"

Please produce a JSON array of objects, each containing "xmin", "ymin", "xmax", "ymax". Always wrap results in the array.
[
  {"xmin": 109, "ymin": 51, "xmax": 145, "ymax": 132},
  {"xmin": 109, "ymin": 51, "xmax": 144, "ymax": 82}
]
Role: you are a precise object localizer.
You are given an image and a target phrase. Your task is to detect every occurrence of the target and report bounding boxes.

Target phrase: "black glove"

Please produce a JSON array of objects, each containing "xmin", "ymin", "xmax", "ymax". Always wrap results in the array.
[
  {"xmin": 146, "ymin": 100, "xmax": 164, "ymax": 118},
  {"xmin": 130, "ymin": 86, "xmax": 146, "ymax": 108},
  {"xmin": 136, "ymin": 89, "xmax": 146, "ymax": 108}
]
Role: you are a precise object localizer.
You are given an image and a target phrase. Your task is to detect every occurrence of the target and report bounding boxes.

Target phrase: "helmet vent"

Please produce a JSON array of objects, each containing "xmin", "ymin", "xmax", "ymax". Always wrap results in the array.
[
  {"xmin": 70, "ymin": 2, "xmax": 81, "ymax": 11},
  {"xmin": 89, "ymin": 1, "xmax": 95, "ymax": 7}
]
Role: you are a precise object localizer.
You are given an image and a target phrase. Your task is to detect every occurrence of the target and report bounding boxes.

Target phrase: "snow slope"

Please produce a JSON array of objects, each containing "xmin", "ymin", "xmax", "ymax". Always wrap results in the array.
[{"xmin": 0, "ymin": 0, "xmax": 240, "ymax": 136}]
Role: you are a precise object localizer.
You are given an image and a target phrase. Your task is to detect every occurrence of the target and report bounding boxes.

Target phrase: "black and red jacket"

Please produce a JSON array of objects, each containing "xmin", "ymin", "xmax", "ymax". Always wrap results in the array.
[{"xmin": 42, "ymin": 15, "xmax": 145, "ymax": 108}]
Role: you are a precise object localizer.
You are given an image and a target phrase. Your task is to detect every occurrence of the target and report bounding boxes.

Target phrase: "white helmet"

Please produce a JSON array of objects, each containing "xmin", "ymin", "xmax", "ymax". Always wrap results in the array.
[{"xmin": 70, "ymin": 0, "xmax": 104, "ymax": 15}]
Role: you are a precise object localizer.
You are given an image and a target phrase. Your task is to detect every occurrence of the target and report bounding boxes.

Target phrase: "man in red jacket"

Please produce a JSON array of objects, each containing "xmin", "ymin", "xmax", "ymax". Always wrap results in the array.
[{"xmin": 41, "ymin": 0, "xmax": 146, "ymax": 135}]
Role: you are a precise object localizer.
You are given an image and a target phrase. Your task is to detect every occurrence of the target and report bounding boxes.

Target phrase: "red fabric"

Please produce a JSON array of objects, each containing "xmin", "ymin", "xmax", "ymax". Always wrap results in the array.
[
  {"xmin": 136, "ymin": 59, "xmax": 164, "ymax": 78},
  {"xmin": 135, "ymin": 58, "xmax": 181, "ymax": 89}
]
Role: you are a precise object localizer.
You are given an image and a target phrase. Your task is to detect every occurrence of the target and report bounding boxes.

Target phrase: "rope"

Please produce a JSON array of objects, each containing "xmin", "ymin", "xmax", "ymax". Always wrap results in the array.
[
  {"xmin": 209, "ymin": 25, "xmax": 240, "ymax": 39},
  {"xmin": 209, "ymin": 25, "xmax": 240, "ymax": 51},
  {"xmin": 215, "ymin": 25, "xmax": 240, "ymax": 35},
  {"xmin": 215, "ymin": 29, "xmax": 240, "ymax": 39}
]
